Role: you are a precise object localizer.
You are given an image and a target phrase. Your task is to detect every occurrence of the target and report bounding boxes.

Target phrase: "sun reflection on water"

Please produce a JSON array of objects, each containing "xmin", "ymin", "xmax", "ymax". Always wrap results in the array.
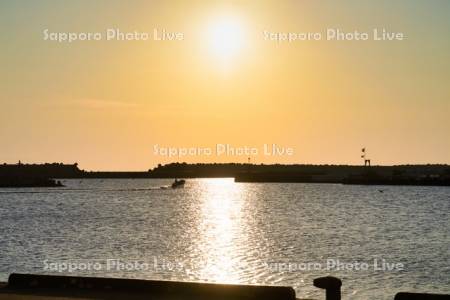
[{"xmin": 196, "ymin": 178, "xmax": 247, "ymax": 284}]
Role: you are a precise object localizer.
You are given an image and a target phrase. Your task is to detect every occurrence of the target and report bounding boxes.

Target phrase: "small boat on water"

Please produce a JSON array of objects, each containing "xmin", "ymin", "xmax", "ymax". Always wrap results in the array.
[{"xmin": 171, "ymin": 179, "xmax": 186, "ymax": 189}]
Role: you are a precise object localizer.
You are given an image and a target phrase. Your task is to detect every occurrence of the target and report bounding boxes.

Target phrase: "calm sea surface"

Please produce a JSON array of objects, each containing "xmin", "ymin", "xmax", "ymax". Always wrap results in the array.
[{"xmin": 0, "ymin": 179, "xmax": 449, "ymax": 299}]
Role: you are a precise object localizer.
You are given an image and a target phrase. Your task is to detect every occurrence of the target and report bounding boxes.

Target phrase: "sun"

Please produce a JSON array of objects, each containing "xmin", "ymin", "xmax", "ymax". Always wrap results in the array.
[{"xmin": 207, "ymin": 16, "xmax": 246, "ymax": 63}]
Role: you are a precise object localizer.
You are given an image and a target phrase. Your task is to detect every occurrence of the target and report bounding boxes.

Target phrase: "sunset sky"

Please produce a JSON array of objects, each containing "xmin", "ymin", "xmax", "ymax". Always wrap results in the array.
[{"xmin": 1, "ymin": 1, "xmax": 449, "ymax": 170}]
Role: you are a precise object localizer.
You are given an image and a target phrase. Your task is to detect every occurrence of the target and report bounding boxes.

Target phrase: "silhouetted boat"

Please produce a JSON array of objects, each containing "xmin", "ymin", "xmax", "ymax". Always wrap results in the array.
[{"xmin": 171, "ymin": 179, "xmax": 185, "ymax": 188}]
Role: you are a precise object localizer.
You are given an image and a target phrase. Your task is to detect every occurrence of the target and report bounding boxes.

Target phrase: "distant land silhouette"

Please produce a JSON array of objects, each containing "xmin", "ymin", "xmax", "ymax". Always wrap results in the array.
[{"xmin": 1, "ymin": 162, "xmax": 450, "ymax": 187}]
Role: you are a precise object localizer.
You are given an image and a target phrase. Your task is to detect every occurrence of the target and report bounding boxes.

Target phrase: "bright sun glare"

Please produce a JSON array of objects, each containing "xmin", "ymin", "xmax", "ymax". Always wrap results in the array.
[{"xmin": 208, "ymin": 17, "xmax": 245, "ymax": 63}]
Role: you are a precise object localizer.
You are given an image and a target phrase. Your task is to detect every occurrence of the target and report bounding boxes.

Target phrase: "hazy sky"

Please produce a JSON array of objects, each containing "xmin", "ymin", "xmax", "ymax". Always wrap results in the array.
[{"xmin": 1, "ymin": 1, "xmax": 449, "ymax": 170}]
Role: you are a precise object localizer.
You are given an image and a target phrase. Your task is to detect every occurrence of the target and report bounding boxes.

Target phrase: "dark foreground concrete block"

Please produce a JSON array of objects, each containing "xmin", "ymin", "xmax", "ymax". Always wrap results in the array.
[
  {"xmin": 2, "ymin": 273, "xmax": 297, "ymax": 300},
  {"xmin": 395, "ymin": 292, "xmax": 450, "ymax": 300}
]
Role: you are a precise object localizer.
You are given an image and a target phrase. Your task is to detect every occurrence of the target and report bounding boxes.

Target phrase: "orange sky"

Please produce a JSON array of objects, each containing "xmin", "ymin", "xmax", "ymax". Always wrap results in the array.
[{"xmin": 1, "ymin": 1, "xmax": 449, "ymax": 170}]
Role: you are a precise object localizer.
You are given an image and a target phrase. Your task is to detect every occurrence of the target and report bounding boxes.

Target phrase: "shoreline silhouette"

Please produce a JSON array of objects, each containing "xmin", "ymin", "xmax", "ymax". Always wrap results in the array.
[{"xmin": 1, "ymin": 162, "xmax": 449, "ymax": 187}]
